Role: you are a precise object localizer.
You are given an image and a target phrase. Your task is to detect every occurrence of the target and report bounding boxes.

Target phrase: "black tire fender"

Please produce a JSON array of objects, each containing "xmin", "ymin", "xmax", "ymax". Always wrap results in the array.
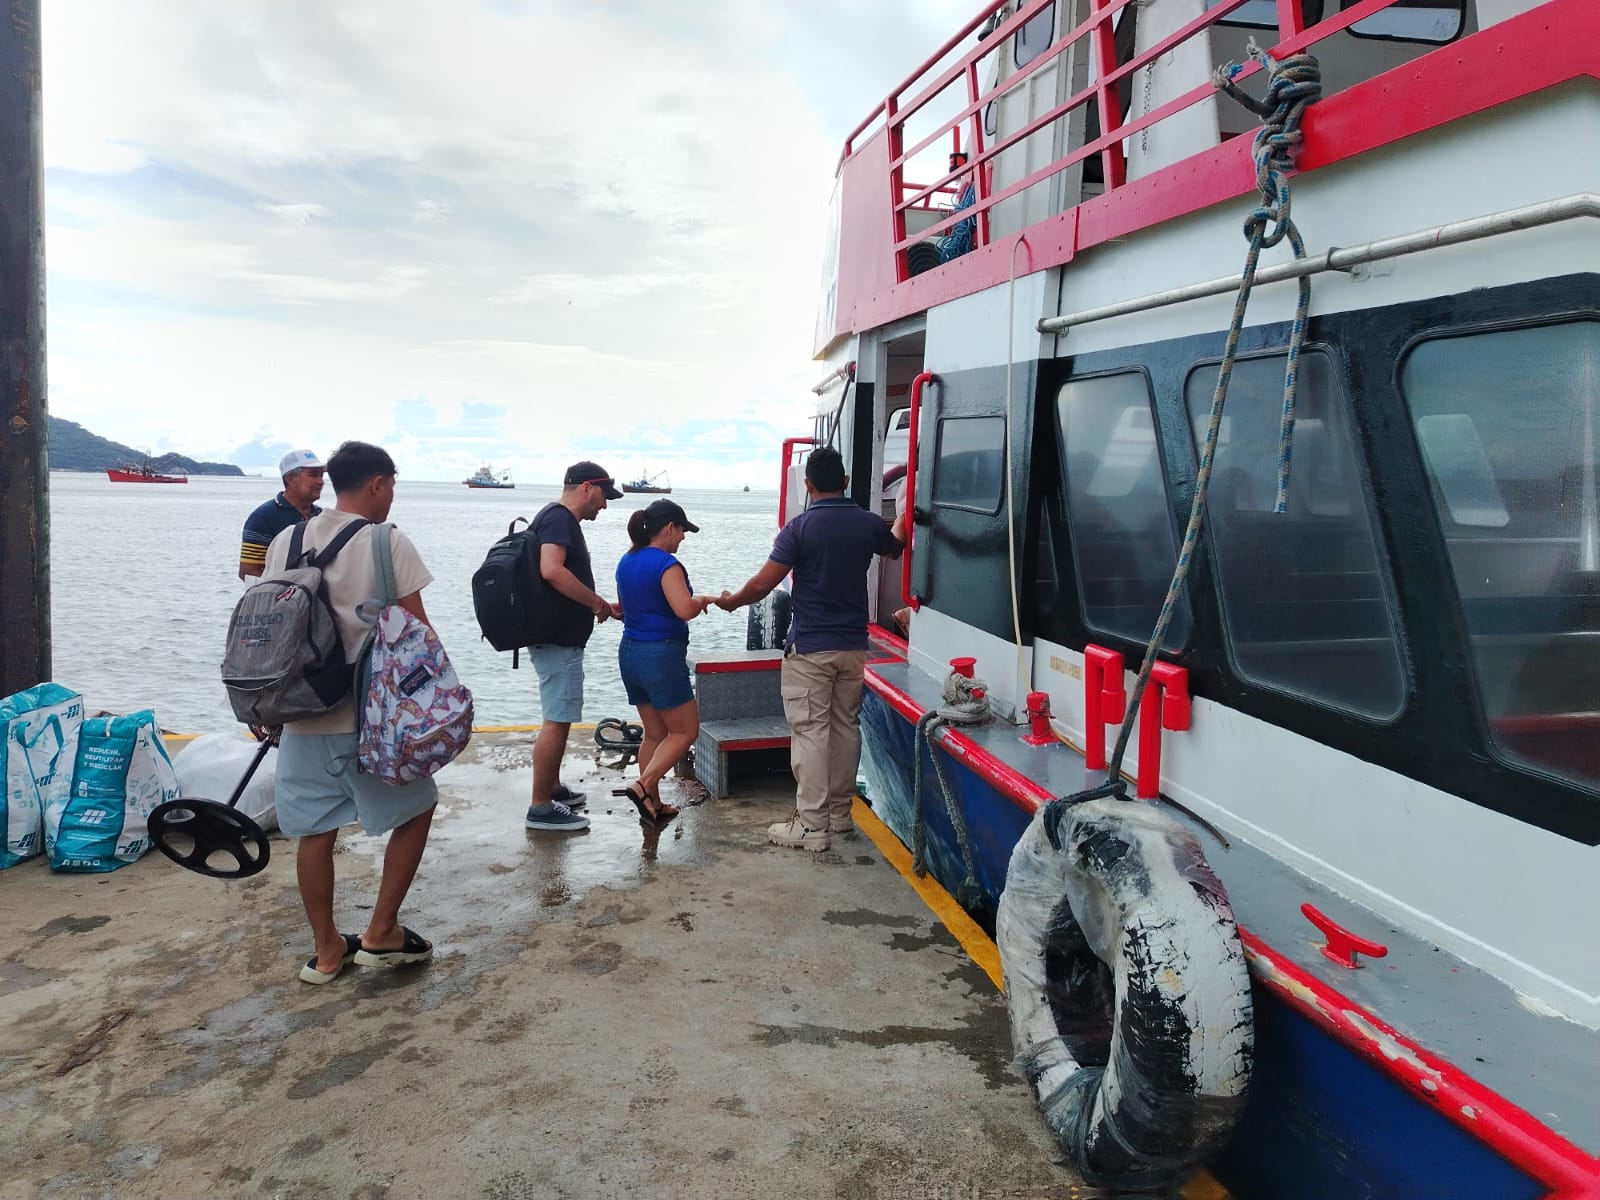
[{"xmin": 996, "ymin": 798, "xmax": 1253, "ymax": 1189}]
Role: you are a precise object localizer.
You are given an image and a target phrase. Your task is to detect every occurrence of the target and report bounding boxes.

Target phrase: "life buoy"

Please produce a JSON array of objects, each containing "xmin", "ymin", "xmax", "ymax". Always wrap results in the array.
[{"xmin": 996, "ymin": 798, "xmax": 1253, "ymax": 1189}]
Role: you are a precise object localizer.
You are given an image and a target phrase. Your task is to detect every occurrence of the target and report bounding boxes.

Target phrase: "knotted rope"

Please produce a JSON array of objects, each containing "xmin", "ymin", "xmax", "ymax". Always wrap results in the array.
[
  {"xmin": 1044, "ymin": 44, "xmax": 1321, "ymax": 850},
  {"xmin": 911, "ymin": 671, "xmax": 990, "ymax": 908}
]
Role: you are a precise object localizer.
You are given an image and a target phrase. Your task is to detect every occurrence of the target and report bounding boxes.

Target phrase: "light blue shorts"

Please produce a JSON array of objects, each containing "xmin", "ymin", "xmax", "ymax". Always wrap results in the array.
[
  {"xmin": 274, "ymin": 731, "xmax": 438, "ymax": 838},
  {"xmin": 530, "ymin": 643, "xmax": 586, "ymax": 724}
]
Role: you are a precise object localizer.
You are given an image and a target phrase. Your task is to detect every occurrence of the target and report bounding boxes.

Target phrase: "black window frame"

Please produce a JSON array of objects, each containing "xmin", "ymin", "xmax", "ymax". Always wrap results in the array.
[
  {"xmin": 931, "ymin": 413, "xmax": 1008, "ymax": 516},
  {"xmin": 1343, "ymin": 0, "xmax": 1465, "ymax": 44}
]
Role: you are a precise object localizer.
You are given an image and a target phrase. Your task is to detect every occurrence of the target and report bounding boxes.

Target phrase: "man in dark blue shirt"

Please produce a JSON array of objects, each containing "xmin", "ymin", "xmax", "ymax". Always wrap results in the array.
[
  {"xmin": 238, "ymin": 449, "xmax": 326, "ymax": 579},
  {"xmin": 719, "ymin": 447, "xmax": 904, "ymax": 851}
]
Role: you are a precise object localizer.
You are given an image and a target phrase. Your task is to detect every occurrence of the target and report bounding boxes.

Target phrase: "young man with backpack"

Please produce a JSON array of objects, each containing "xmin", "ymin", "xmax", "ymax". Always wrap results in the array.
[
  {"xmin": 523, "ymin": 461, "xmax": 624, "ymax": 833},
  {"xmin": 259, "ymin": 441, "xmax": 441, "ymax": 983}
]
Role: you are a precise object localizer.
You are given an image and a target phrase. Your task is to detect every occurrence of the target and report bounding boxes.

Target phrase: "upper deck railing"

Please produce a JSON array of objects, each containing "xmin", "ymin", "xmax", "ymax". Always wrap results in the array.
[{"xmin": 837, "ymin": 0, "xmax": 1527, "ymax": 285}]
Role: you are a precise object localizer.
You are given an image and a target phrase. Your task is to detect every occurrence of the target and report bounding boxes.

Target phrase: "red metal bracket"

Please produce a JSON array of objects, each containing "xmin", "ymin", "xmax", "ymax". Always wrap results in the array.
[
  {"xmin": 1023, "ymin": 691, "xmax": 1054, "ymax": 745},
  {"xmin": 1082, "ymin": 644, "xmax": 1125, "ymax": 771},
  {"xmin": 1135, "ymin": 661, "xmax": 1189, "ymax": 800},
  {"xmin": 901, "ymin": 372, "xmax": 936, "ymax": 611},
  {"xmin": 777, "ymin": 437, "xmax": 815, "ymax": 528},
  {"xmin": 1302, "ymin": 903, "xmax": 1390, "ymax": 969}
]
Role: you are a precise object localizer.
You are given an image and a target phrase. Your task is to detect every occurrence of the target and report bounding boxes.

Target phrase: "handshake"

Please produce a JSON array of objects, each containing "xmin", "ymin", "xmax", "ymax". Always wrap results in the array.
[{"xmin": 685, "ymin": 592, "xmax": 744, "ymax": 615}]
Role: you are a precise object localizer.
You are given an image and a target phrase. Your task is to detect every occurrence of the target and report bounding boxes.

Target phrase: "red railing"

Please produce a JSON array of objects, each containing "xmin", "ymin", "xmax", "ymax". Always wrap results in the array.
[
  {"xmin": 843, "ymin": 0, "xmax": 1442, "ymax": 282},
  {"xmin": 777, "ymin": 437, "xmax": 815, "ymax": 528}
]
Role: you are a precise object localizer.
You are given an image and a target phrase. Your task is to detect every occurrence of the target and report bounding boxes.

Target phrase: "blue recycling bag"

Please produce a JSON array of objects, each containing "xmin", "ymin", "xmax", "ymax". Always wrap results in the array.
[
  {"xmin": 48, "ymin": 709, "xmax": 178, "ymax": 873},
  {"xmin": 0, "ymin": 684, "xmax": 84, "ymax": 868}
]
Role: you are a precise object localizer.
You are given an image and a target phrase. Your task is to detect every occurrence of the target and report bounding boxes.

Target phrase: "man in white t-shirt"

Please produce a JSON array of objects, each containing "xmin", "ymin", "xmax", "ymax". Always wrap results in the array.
[{"xmin": 261, "ymin": 440, "xmax": 441, "ymax": 985}]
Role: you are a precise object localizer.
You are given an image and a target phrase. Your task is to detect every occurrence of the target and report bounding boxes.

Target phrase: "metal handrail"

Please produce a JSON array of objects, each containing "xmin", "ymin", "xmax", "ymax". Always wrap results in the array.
[
  {"xmin": 1037, "ymin": 194, "xmax": 1600, "ymax": 335},
  {"xmin": 902, "ymin": 372, "xmax": 937, "ymax": 612}
]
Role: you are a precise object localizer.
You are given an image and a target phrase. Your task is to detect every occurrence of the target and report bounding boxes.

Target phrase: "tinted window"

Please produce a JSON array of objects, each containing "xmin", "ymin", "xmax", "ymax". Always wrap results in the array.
[
  {"xmin": 1344, "ymin": 0, "xmax": 1462, "ymax": 42},
  {"xmin": 1185, "ymin": 351, "xmax": 1406, "ymax": 717},
  {"xmin": 1014, "ymin": 2, "xmax": 1055, "ymax": 68},
  {"xmin": 932, "ymin": 415, "xmax": 1006, "ymax": 512},
  {"xmin": 1058, "ymin": 373, "xmax": 1190, "ymax": 647},
  {"xmin": 1402, "ymin": 320, "xmax": 1600, "ymax": 792},
  {"xmin": 1205, "ymin": 0, "xmax": 1280, "ymax": 28}
]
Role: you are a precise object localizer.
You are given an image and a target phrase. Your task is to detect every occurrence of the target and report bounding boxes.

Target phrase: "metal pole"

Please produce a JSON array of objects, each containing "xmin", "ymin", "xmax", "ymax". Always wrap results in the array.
[{"xmin": 0, "ymin": 0, "xmax": 50, "ymax": 697}]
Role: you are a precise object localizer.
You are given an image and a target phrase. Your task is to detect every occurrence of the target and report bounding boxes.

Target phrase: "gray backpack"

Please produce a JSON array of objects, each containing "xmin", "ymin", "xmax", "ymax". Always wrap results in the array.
[{"xmin": 221, "ymin": 519, "xmax": 370, "ymax": 725}]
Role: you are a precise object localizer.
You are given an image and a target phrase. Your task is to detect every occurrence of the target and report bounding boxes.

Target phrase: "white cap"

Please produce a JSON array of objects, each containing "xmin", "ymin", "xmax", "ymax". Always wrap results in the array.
[{"xmin": 279, "ymin": 449, "xmax": 324, "ymax": 477}]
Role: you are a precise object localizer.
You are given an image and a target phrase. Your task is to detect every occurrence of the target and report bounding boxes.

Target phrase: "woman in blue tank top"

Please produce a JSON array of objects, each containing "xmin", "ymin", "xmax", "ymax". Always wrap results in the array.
[{"xmin": 612, "ymin": 499, "xmax": 712, "ymax": 824}]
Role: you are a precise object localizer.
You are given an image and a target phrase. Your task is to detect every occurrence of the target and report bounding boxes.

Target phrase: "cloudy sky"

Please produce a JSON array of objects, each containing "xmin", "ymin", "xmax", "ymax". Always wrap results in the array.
[{"xmin": 42, "ymin": 0, "xmax": 973, "ymax": 486}]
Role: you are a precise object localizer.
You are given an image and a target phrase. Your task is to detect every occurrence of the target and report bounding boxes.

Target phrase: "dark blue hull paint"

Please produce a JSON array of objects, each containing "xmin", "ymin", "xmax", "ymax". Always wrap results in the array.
[{"xmin": 857, "ymin": 691, "xmax": 1543, "ymax": 1200}]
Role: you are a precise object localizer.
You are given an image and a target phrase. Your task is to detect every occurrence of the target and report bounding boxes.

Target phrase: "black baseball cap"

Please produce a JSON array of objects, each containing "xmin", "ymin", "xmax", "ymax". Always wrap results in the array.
[
  {"xmin": 564, "ymin": 461, "xmax": 623, "ymax": 499},
  {"xmin": 644, "ymin": 498, "xmax": 699, "ymax": 533}
]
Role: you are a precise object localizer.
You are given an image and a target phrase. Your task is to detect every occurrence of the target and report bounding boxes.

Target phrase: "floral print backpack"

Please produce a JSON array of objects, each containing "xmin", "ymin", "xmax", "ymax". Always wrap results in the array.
[{"xmin": 356, "ymin": 525, "xmax": 473, "ymax": 784}]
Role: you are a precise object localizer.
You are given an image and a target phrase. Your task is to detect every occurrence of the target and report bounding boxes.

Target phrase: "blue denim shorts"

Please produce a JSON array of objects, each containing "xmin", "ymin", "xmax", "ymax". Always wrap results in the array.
[
  {"xmin": 618, "ymin": 636, "xmax": 694, "ymax": 711},
  {"xmin": 530, "ymin": 643, "xmax": 586, "ymax": 724}
]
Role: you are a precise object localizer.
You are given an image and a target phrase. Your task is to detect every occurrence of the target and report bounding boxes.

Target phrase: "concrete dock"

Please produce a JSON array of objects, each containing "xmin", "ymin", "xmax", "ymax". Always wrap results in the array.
[{"xmin": 0, "ymin": 729, "xmax": 1108, "ymax": 1200}]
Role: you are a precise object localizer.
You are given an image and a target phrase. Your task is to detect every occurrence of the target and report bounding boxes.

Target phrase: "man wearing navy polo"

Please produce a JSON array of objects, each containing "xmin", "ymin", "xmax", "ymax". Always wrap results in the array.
[
  {"xmin": 718, "ymin": 447, "xmax": 905, "ymax": 852},
  {"xmin": 238, "ymin": 449, "xmax": 326, "ymax": 579}
]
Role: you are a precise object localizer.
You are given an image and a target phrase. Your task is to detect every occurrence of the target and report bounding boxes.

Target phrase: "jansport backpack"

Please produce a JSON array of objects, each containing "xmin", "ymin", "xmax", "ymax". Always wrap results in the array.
[
  {"xmin": 356, "ymin": 524, "xmax": 473, "ymax": 784},
  {"xmin": 221, "ymin": 518, "xmax": 369, "ymax": 725},
  {"xmin": 471, "ymin": 505, "xmax": 558, "ymax": 668}
]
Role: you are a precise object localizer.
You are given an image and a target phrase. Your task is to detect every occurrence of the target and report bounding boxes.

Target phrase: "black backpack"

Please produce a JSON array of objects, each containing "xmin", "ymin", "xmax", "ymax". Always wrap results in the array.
[{"xmin": 471, "ymin": 505, "xmax": 558, "ymax": 667}]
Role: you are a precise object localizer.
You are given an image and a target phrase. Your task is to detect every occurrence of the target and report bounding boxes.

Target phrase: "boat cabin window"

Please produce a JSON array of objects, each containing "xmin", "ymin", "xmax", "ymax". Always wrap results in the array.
[
  {"xmin": 1344, "ymin": 0, "xmax": 1464, "ymax": 43},
  {"xmin": 932, "ymin": 416, "xmax": 1006, "ymax": 513},
  {"xmin": 1013, "ymin": 1, "xmax": 1055, "ymax": 68},
  {"xmin": 1185, "ymin": 351, "xmax": 1406, "ymax": 718},
  {"xmin": 1057, "ymin": 373, "xmax": 1191, "ymax": 649},
  {"xmin": 1401, "ymin": 319, "xmax": 1600, "ymax": 794}
]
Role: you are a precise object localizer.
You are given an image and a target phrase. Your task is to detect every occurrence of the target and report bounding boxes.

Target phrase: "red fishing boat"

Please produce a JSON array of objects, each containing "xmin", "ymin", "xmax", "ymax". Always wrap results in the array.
[{"xmin": 106, "ymin": 462, "xmax": 187, "ymax": 484}]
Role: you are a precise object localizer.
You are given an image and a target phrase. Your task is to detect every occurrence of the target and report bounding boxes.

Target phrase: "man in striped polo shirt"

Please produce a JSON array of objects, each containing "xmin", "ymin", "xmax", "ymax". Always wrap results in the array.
[{"xmin": 238, "ymin": 449, "xmax": 326, "ymax": 579}]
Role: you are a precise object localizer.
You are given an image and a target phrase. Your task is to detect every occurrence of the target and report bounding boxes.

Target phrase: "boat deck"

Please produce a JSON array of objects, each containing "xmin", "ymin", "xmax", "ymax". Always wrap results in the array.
[{"xmin": 0, "ymin": 729, "xmax": 1111, "ymax": 1199}]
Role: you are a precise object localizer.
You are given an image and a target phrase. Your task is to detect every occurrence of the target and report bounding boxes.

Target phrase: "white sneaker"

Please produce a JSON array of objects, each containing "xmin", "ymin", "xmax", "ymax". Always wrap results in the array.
[{"xmin": 768, "ymin": 814, "xmax": 830, "ymax": 852}]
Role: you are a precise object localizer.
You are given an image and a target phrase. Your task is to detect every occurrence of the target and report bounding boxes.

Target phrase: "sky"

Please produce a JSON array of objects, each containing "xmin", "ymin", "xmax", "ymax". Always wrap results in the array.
[{"xmin": 41, "ymin": 0, "xmax": 977, "ymax": 486}]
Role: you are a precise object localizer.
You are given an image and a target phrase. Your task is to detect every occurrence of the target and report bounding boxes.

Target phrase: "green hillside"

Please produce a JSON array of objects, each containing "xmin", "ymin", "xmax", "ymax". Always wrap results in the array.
[{"xmin": 49, "ymin": 416, "xmax": 243, "ymax": 476}]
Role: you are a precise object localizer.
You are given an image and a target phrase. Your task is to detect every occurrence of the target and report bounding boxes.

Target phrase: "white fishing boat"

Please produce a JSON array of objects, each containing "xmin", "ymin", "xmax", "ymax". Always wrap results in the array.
[{"xmin": 757, "ymin": 1, "xmax": 1600, "ymax": 1194}]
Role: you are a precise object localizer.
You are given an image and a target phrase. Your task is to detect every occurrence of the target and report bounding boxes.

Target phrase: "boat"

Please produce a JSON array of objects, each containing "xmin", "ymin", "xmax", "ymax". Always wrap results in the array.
[
  {"xmin": 106, "ymin": 460, "xmax": 186, "ymax": 484},
  {"xmin": 621, "ymin": 470, "xmax": 671, "ymax": 494},
  {"xmin": 463, "ymin": 464, "xmax": 514, "ymax": 489},
  {"xmin": 763, "ymin": 2, "xmax": 1600, "ymax": 1195}
]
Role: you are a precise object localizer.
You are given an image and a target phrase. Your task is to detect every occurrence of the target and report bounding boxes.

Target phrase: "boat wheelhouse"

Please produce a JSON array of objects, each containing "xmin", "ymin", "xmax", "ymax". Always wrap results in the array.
[{"xmin": 783, "ymin": 0, "xmax": 1600, "ymax": 1194}]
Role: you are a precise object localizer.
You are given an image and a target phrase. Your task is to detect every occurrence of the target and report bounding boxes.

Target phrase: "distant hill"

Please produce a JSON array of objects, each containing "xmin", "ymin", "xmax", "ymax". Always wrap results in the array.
[{"xmin": 49, "ymin": 416, "xmax": 244, "ymax": 476}]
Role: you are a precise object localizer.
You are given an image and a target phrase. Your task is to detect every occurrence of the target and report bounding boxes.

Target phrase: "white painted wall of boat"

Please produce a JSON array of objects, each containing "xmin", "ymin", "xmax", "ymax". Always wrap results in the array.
[{"xmin": 1053, "ymin": 85, "xmax": 1600, "ymax": 355}]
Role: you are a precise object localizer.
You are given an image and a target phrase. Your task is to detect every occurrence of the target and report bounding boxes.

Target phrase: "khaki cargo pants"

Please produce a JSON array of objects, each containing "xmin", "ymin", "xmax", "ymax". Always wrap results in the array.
[{"xmin": 780, "ymin": 648, "xmax": 869, "ymax": 834}]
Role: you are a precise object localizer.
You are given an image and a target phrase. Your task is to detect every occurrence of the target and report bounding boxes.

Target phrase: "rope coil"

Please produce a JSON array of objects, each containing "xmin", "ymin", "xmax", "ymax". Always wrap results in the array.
[
  {"xmin": 1045, "ymin": 44, "xmax": 1321, "ymax": 849},
  {"xmin": 911, "ymin": 672, "xmax": 991, "ymax": 908}
]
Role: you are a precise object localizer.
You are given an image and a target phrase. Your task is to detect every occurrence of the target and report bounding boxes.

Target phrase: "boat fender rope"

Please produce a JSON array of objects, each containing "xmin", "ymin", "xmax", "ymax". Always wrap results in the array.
[
  {"xmin": 1043, "ymin": 45, "xmax": 1322, "ymax": 829},
  {"xmin": 593, "ymin": 717, "xmax": 644, "ymax": 768},
  {"xmin": 910, "ymin": 672, "xmax": 991, "ymax": 909}
]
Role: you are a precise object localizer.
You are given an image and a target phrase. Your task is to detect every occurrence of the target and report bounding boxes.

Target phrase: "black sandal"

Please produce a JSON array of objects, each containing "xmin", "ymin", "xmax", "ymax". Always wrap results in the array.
[{"xmin": 612, "ymin": 781, "xmax": 660, "ymax": 826}]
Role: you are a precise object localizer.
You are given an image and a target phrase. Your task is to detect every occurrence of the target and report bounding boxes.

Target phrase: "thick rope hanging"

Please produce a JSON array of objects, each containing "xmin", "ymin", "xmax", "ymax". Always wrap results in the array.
[
  {"xmin": 1045, "ymin": 44, "xmax": 1321, "ymax": 850},
  {"xmin": 911, "ymin": 673, "xmax": 990, "ymax": 908}
]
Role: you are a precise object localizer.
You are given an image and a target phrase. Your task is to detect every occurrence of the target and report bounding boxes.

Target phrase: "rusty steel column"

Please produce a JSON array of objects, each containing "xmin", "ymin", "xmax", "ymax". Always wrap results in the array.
[{"xmin": 0, "ymin": 0, "xmax": 49, "ymax": 696}]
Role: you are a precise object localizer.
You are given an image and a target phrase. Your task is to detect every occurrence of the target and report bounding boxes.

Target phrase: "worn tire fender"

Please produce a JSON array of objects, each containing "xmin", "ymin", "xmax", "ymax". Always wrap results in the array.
[{"xmin": 996, "ymin": 798, "xmax": 1253, "ymax": 1189}]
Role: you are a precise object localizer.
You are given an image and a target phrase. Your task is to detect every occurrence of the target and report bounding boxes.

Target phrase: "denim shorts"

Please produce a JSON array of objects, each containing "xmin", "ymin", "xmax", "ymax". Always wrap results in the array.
[
  {"xmin": 274, "ymin": 731, "xmax": 438, "ymax": 838},
  {"xmin": 618, "ymin": 636, "xmax": 694, "ymax": 711},
  {"xmin": 530, "ymin": 643, "xmax": 586, "ymax": 724}
]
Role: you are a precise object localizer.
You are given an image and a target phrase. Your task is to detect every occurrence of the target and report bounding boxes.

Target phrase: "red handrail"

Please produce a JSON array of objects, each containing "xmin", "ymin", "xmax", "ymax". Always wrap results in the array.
[
  {"xmin": 778, "ymin": 437, "xmax": 815, "ymax": 528},
  {"xmin": 901, "ymin": 372, "xmax": 936, "ymax": 611}
]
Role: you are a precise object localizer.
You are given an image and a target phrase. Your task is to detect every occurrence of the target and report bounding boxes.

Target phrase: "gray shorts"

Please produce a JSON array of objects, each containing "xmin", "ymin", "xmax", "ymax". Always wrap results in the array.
[
  {"xmin": 274, "ymin": 731, "xmax": 438, "ymax": 838},
  {"xmin": 530, "ymin": 643, "xmax": 585, "ymax": 724}
]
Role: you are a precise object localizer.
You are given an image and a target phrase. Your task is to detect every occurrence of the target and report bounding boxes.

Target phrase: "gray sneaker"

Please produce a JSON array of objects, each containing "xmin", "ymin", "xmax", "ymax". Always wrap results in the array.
[
  {"xmin": 550, "ymin": 784, "xmax": 588, "ymax": 811},
  {"xmin": 525, "ymin": 802, "xmax": 590, "ymax": 831}
]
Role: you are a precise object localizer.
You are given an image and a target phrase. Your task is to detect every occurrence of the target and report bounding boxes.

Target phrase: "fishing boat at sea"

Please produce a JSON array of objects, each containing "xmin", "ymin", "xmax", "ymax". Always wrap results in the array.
[
  {"xmin": 106, "ymin": 461, "xmax": 186, "ymax": 484},
  {"xmin": 761, "ymin": 1, "xmax": 1600, "ymax": 1195},
  {"xmin": 462, "ymin": 464, "xmax": 514, "ymax": 489},
  {"xmin": 621, "ymin": 470, "xmax": 670, "ymax": 494}
]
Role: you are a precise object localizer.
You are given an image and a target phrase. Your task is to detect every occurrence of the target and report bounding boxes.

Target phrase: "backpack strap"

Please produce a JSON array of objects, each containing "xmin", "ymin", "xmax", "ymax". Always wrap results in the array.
[
  {"xmin": 370, "ymin": 523, "xmax": 398, "ymax": 606},
  {"xmin": 286, "ymin": 521, "xmax": 310, "ymax": 568},
  {"xmin": 309, "ymin": 518, "xmax": 371, "ymax": 570}
]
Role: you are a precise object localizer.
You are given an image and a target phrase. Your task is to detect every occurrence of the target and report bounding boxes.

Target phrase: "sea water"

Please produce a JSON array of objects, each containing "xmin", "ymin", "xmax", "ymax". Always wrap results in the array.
[{"xmin": 47, "ymin": 473, "xmax": 780, "ymax": 734}]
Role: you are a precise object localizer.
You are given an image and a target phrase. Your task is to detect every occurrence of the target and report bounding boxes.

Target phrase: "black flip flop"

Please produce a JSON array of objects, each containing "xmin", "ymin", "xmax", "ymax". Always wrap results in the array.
[{"xmin": 353, "ymin": 927, "xmax": 433, "ymax": 968}]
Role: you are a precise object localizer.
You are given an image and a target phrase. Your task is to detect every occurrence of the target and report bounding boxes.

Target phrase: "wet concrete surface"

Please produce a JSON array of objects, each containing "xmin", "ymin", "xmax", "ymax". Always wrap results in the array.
[{"xmin": 0, "ymin": 731, "xmax": 1081, "ymax": 1200}]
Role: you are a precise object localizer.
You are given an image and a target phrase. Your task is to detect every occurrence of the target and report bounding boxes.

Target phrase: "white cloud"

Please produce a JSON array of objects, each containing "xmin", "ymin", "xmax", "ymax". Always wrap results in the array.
[{"xmin": 40, "ymin": 0, "xmax": 978, "ymax": 485}]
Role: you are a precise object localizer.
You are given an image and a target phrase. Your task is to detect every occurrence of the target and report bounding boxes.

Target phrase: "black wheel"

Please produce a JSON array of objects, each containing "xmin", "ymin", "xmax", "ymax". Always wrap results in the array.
[{"xmin": 746, "ymin": 590, "xmax": 794, "ymax": 650}]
